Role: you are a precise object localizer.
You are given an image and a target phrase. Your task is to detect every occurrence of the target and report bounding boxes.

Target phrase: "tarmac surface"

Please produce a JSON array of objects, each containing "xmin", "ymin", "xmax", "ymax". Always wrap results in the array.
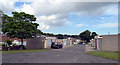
[{"xmin": 2, "ymin": 45, "xmax": 118, "ymax": 63}]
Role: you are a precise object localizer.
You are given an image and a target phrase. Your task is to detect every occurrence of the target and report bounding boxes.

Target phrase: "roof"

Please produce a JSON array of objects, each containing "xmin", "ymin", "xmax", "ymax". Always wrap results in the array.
[{"xmin": 2, "ymin": 36, "xmax": 26, "ymax": 42}]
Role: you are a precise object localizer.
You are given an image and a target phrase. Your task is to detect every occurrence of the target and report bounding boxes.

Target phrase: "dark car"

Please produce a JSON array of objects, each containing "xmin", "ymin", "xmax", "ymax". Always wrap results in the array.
[{"xmin": 51, "ymin": 42, "xmax": 63, "ymax": 49}]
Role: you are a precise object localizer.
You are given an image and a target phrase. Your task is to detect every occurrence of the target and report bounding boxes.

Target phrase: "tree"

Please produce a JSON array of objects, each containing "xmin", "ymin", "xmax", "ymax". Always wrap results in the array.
[
  {"xmin": 79, "ymin": 30, "xmax": 91, "ymax": 42},
  {"xmin": 118, "ymin": 33, "xmax": 120, "ymax": 35},
  {"xmin": 36, "ymin": 29, "xmax": 43, "ymax": 35},
  {"xmin": 2, "ymin": 14, "xmax": 11, "ymax": 25},
  {"xmin": 91, "ymin": 32, "xmax": 97, "ymax": 39},
  {"xmin": 2, "ymin": 11, "xmax": 39, "ymax": 50},
  {"xmin": 57, "ymin": 34, "xmax": 64, "ymax": 39}
]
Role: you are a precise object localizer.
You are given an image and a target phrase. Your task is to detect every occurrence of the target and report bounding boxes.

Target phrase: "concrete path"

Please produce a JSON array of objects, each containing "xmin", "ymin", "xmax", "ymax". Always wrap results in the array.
[
  {"xmin": 2, "ymin": 45, "xmax": 118, "ymax": 63},
  {"xmin": 85, "ymin": 45, "xmax": 97, "ymax": 52}
]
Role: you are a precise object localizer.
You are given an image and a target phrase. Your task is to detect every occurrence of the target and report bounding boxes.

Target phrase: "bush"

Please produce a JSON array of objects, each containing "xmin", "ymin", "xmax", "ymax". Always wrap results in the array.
[
  {"xmin": 2, "ymin": 43, "xmax": 7, "ymax": 47},
  {"xmin": 114, "ymin": 51, "xmax": 119, "ymax": 53},
  {"xmin": 5, "ymin": 39, "xmax": 12, "ymax": 47},
  {"xmin": 12, "ymin": 43, "xmax": 18, "ymax": 47},
  {"xmin": 0, "ymin": 43, "xmax": 3, "ymax": 46}
]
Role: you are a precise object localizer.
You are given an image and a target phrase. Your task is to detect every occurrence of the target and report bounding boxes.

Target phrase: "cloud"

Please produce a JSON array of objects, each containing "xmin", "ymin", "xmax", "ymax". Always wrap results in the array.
[
  {"xmin": 18, "ymin": 2, "xmax": 116, "ymax": 30},
  {"xmin": 104, "ymin": 4, "xmax": 118, "ymax": 15},
  {"xmin": 93, "ymin": 22, "xmax": 118, "ymax": 28},
  {"xmin": 38, "ymin": 24, "xmax": 50, "ymax": 30},
  {"xmin": 101, "ymin": 17, "xmax": 104, "ymax": 19},
  {"xmin": 0, "ymin": 0, "xmax": 118, "ymax": 30},
  {"xmin": 20, "ymin": 2, "xmax": 114, "ymax": 16},
  {"xmin": 21, "ymin": 3, "xmax": 35, "ymax": 15},
  {"xmin": 18, "ymin": 0, "xmax": 119, "ymax": 2},
  {"xmin": 36, "ymin": 14, "xmax": 70, "ymax": 30},
  {"xmin": 76, "ymin": 24, "xmax": 83, "ymax": 27},
  {"xmin": 0, "ymin": 0, "xmax": 18, "ymax": 13},
  {"xmin": 101, "ymin": 21, "xmax": 105, "ymax": 23},
  {"xmin": 76, "ymin": 24, "xmax": 89, "ymax": 27}
]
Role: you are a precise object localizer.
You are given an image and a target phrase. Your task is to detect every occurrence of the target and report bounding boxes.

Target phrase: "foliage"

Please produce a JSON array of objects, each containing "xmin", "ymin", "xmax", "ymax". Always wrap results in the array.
[
  {"xmin": 12, "ymin": 43, "xmax": 18, "ymax": 47},
  {"xmin": 2, "ymin": 14, "xmax": 12, "ymax": 26},
  {"xmin": 79, "ymin": 30, "xmax": 91, "ymax": 42},
  {"xmin": 2, "ymin": 12, "xmax": 39, "ymax": 49},
  {"xmin": 36, "ymin": 30, "xmax": 96, "ymax": 40},
  {"xmin": 5, "ymin": 39, "xmax": 12, "ymax": 47},
  {"xmin": 39, "ymin": 32, "xmax": 80, "ymax": 39},
  {"xmin": 57, "ymin": 34, "xmax": 64, "ymax": 39},
  {"xmin": 79, "ymin": 30, "xmax": 98, "ymax": 42},
  {"xmin": 91, "ymin": 32, "xmax": 98, "ymax": 39},
  {"xmin": 0, "ymin": 10, "xmax": 3, "ymax": 28},
  {"xmin": 1, "ymin": 43, "xmax": 7, "ymax": 47},
  {"xmin": 118, "ymin": 33, "xmax": 120, "ymax": 35}
]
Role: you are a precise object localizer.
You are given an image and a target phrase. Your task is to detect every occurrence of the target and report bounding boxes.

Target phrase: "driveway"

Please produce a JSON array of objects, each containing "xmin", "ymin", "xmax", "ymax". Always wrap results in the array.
[{"xmin": 2, "ymin": 45, "xmax": 118, "ymax": 63}]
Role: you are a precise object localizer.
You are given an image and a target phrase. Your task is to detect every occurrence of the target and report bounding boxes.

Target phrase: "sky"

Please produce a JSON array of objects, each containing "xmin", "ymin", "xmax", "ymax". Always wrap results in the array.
[{"xmin": 0, "ymin": 0, "xmax": 119, "ymax": 35}]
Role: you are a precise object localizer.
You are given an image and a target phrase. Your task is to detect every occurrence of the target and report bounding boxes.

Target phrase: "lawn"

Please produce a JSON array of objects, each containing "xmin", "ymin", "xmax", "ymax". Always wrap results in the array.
[
  {"xmin": 2, "ymin": 49, "xmax": 47, "ymax": 53},
  {"xmin": 88, "ymin": 52, "xmax": 120, "ymax": 60}
]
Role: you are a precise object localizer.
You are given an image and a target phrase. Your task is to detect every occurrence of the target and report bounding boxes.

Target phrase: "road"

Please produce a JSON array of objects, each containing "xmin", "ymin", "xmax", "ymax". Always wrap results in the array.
[{"xmin": 2, "ymin": 45, "xmax": 118, "ymax": 63}]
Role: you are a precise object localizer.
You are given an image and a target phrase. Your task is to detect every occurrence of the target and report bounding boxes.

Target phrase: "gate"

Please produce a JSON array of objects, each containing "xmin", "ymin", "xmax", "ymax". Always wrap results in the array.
[
  {"xmin": 63, "ymin": 39, "xmax": 67, "ymax": 46},
  {"xmin": 46, "ymin": 39, "xmax": 52, "ymax": 48}
]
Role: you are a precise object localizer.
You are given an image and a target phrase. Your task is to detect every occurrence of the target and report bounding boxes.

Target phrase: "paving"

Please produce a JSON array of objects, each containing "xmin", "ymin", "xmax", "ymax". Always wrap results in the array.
[
  {"xmin": 2, "ymin": 45, "xmax": 118, "ymax": 63},
  {"xmin": 85, "ymin": 45, "xmax": 97, "ymax": 52}
]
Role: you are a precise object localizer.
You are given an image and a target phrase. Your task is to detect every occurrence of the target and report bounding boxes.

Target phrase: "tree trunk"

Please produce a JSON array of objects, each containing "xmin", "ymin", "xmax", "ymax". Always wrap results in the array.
[
  {"xmin": 8, "ymin": 37, "xmax": 12, "ymax": 51},
  {"xmin": 20, "ymin": 39, "xmax": 23, "ymax": 50},
  {"xmin": 8, "ymin": 46, "xmax": 10, "ymax": 51},
  {"xmin": 8, "ymin": 47, "xmax": 10, "ymax": 51}
]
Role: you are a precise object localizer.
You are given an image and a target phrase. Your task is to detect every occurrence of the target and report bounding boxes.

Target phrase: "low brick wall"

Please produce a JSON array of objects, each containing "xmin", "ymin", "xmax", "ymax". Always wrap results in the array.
[{"xmin": 2, "ymin": 45, "xmax": 26, "ymax": 51}]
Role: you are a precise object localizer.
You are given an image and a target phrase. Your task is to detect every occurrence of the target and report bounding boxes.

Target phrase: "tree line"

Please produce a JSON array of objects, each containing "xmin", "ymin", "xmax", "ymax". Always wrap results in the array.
[{"xmin": 37, "ymin": 29, "xmax": 97, "ymax": 42}]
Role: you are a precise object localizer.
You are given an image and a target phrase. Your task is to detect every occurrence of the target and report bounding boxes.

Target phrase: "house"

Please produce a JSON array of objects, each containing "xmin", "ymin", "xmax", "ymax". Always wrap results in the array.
[
  {"xmin": 91, "ymin": 35, "xmax": 119, "ymax": 51},
  {"xmin": 67, "ymin": 37, "xmax": 75, "ymax": 45},
  {"xmin": 0, "ymin": 33, "xmax": 26, "ymax": 45}
]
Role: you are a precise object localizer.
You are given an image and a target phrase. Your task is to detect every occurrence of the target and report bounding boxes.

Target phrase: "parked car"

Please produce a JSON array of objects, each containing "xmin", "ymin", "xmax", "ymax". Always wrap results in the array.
[{"xmin": 51, "ymin": 42, "xmax": 63, "ymax": 49}]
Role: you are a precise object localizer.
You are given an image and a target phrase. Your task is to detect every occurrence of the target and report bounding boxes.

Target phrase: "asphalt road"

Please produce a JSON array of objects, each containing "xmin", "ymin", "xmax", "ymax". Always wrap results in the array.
[{"xmin": 2, "ymin": 45, "xmax": 118, "ymax": 63}]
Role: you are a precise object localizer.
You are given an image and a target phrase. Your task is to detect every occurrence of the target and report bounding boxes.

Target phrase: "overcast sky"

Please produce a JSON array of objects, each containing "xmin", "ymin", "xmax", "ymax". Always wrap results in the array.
[{"xmin": 0, "ymin": 0, "xmax": 119, "ymax": 35}]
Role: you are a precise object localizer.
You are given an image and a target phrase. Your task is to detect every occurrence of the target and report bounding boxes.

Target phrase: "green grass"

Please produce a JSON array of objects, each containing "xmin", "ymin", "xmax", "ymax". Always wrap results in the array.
[
  {"xmin": 88, "ymin": 52, "xmax": 120, "ymax": 60},
  {"xmin": 85, "ymin": 44, "xmax": 89, "ymax": 45},
  {"xmin": 2, "ymin": 49, "xmax": 47, "ymax": 53}
]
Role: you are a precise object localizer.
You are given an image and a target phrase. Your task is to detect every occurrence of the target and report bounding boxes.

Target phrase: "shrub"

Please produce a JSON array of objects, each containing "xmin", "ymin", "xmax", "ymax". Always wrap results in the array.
[
  {"xmin": 2, "ymin": 43, "xmax": 7, "ymax": 47},
  {"xmin": 5, "ymin": 39, "xmax": 12, "ymax": 47},
  {"xmin": 12, "ymin": 43, "xmax": 18, "ymax": 47}
]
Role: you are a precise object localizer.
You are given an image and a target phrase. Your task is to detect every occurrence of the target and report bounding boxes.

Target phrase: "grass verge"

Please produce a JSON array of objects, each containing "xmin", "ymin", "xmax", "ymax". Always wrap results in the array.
[
  {"xmin": 88, "ymin": 52, "xmax": 120, "ymax": 60},
  {"xmin": 2, "ymin": 49, "xmax": 47, "ymax": 53}
]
